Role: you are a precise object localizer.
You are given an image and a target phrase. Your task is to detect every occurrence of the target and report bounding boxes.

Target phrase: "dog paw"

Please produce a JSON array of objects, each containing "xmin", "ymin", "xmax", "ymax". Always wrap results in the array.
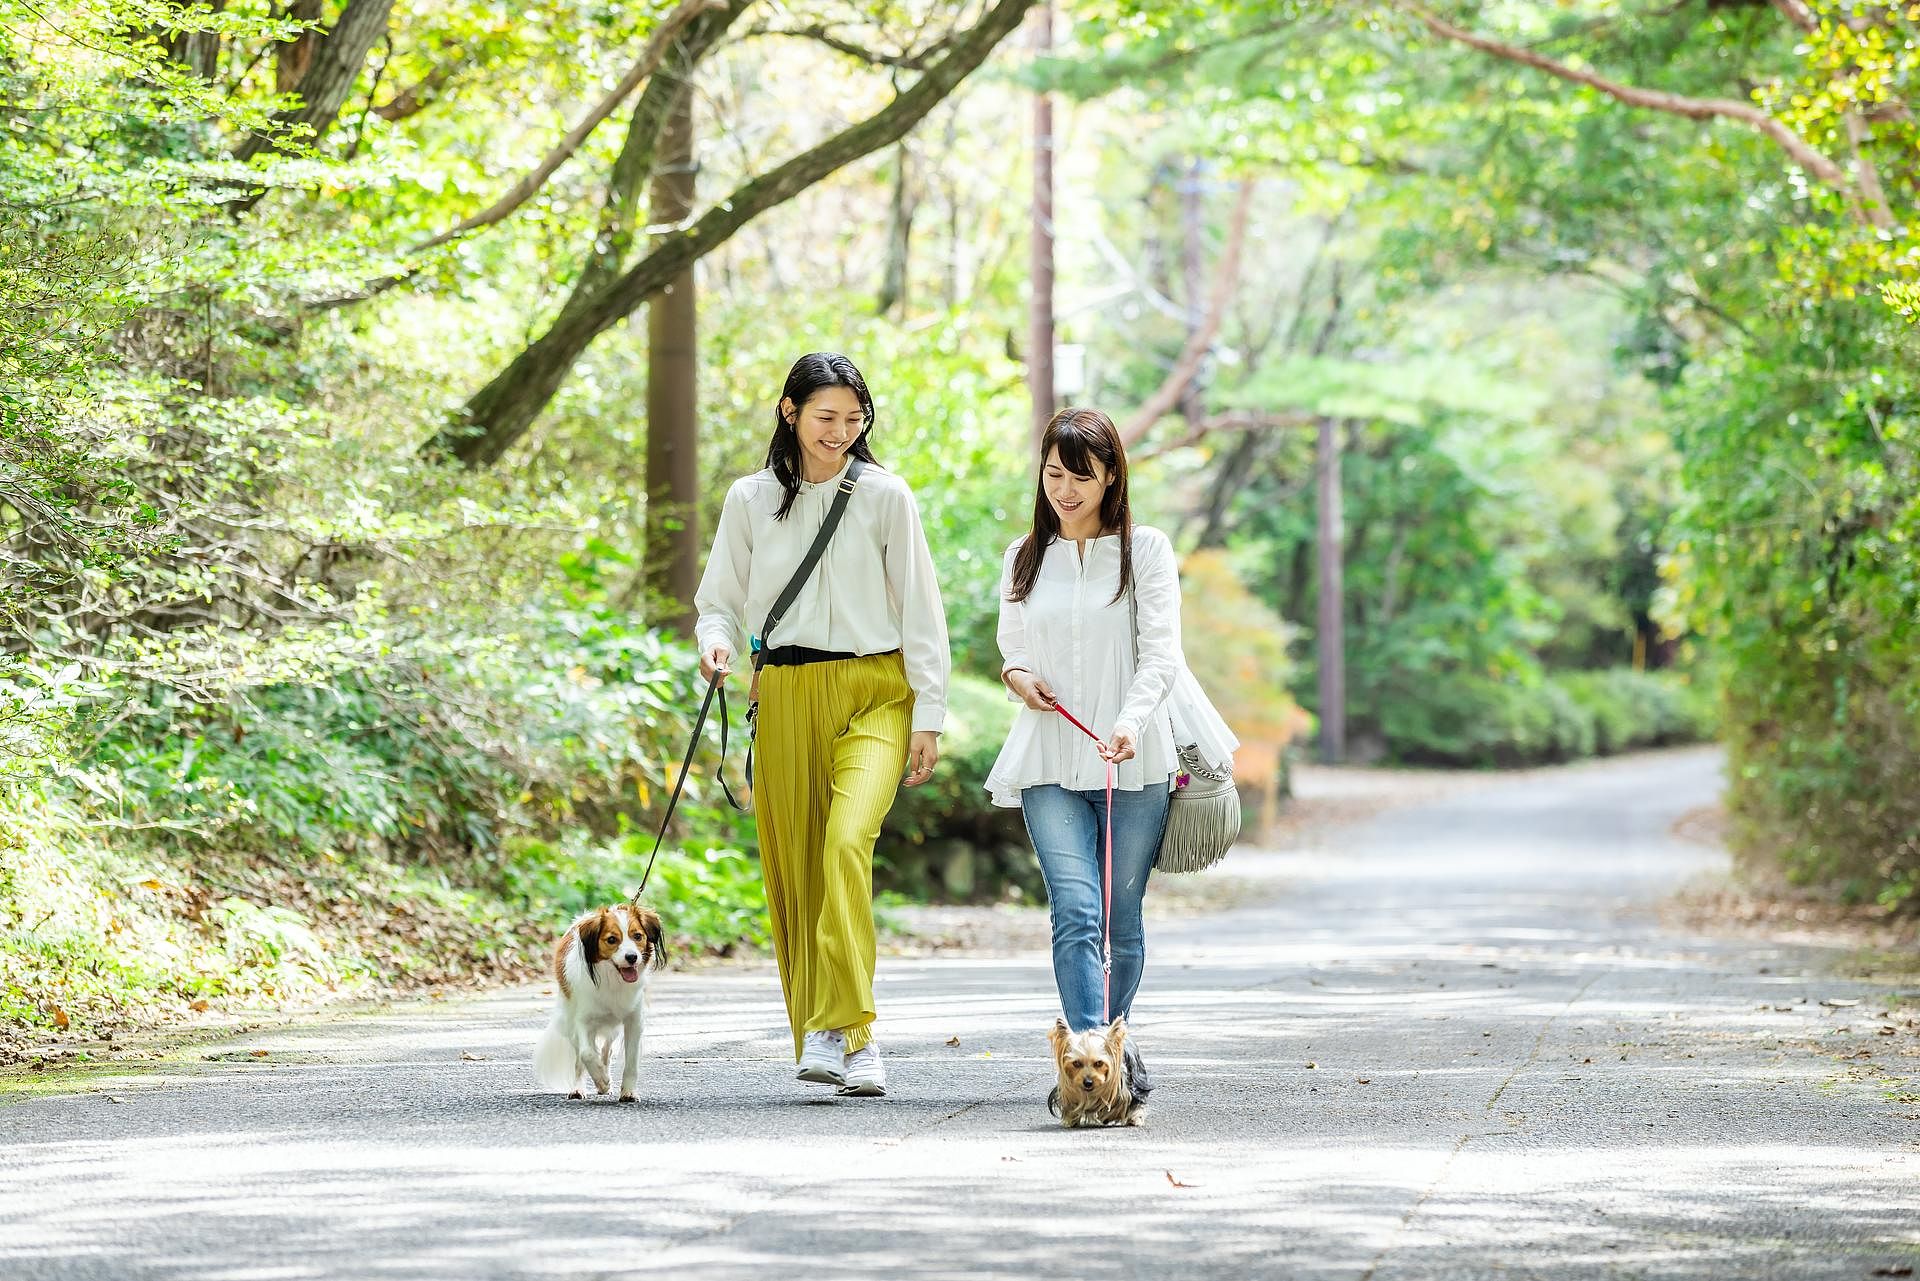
[
  {"xmin": 618, "ymin": 1093, "xmax": 637, "ymax": 1104},
  {"xmin": 568, "ymin": 1091, "xmax": 582, "ymax": 1100}
]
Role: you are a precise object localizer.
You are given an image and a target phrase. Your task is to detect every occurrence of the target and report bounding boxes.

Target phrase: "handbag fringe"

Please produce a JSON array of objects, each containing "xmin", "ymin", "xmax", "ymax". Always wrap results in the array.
[{"xmin": 1156, "ymin": 781, "xmax": 1240, "ymax": 873}]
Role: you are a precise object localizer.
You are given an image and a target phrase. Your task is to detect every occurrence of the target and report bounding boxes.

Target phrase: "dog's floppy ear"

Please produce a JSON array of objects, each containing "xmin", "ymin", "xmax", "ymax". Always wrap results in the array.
[
  {"xmin": 631, "ymin": 901, "xmax": 667, "ymax": 970},
  {"xmin": 578, "ymin": 909, "xmax": 608, "ymax": 983},
  {"xmin": 1103, "ymin": 1017, "xmax": 1128, "ymax": 1056},
  {"xmin": 1048, "ymin": 1017, "xmax": 1070, "ymax": 1057}
]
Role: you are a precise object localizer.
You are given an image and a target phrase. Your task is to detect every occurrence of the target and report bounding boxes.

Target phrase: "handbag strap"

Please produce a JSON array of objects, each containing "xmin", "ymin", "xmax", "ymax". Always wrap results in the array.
[
  {"xmin": 1128, "ymin": 582, "xmax": 1197, "ymax": 746},
  {"xmin": 744, "ymin": 457, "xmax": 867, "ymax": 791},
  {"xmin": 752, "ymin": 456, "xmax": 867, "ymax": 671}
]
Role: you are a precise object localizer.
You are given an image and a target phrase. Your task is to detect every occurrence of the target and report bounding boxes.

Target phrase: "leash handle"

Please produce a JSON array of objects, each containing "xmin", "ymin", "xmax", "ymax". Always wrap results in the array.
[
  {"xmin": 1052, "ymin": 701, "xmax": 1117, "ymax": 1023},
  {"xmin": 634, "ymin": 671, "xmax": 748, "ymax": 899}
]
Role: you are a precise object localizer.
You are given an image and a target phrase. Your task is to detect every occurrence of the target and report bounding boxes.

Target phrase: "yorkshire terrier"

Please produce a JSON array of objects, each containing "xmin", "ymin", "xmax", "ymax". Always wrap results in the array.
[{"xmin": 1047, "ymin": 1016, "xmax": 1149, "ymax": 1128}]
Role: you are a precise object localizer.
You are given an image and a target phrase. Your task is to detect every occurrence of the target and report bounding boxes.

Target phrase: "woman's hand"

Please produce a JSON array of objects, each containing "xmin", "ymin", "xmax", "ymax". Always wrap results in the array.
[
  {"xmin": 1100, "ymin": 728, "xmax": 1137, "ymax": 765},
  {"xmin": 700, "ymin": 645, "xmax": 732, "ymax": 683},
  {"xmin": 902, "ymin": 731, "xmax": 940, "ymax": 787},
  {"xmin": 1004, "ymin": 669, "xmax": 1057, "ymax": 711}
]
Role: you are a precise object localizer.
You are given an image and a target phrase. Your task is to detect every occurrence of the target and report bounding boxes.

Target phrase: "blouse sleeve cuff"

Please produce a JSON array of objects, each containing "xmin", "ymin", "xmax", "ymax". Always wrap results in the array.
[{"xmin": 911, "ymin": 702, "xmax": 946, "ymax": 735}]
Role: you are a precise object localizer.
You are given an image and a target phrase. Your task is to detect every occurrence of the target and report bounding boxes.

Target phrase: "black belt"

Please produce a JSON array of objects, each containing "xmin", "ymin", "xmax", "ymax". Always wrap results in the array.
[{"xmin": 759, "ymin": 645, "xmax": 900, "ymax": 668}]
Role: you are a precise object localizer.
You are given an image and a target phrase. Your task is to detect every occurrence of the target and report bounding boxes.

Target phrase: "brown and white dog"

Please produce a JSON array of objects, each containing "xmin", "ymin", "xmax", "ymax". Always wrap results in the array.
[{"xmin": 534, "ymin": 901, "xmax": 665, "ymax": 1102}]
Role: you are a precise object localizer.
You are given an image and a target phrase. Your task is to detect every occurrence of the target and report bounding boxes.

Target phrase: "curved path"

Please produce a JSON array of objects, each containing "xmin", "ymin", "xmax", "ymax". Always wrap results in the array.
[{"xmin": 3, "ymin": 747, "xmax": 1915, "ymax": 1279}]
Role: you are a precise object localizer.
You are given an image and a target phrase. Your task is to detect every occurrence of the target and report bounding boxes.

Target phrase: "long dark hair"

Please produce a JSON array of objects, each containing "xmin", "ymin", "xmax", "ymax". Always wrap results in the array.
[
  {"xmin": 1007, "ymin": 406, "xmax": 1133, "ymax": 605},
  {"xmin": 764, "ymin": 352, "xmax": 881, "ymax": 519}
]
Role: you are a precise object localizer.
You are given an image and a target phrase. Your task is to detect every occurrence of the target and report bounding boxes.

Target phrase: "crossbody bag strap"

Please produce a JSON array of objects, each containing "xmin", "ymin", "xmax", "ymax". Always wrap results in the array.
[
  {"xmin": 746, "ymin": 457, "xmax": 868, "ymax": 789},
  {"xmin": 753, "ymin": 456, "xmax": 868, "ymax": 671},
  {"xmin": 1129, "ymin": 579, "xmax": 1194, "ymax": 746}
]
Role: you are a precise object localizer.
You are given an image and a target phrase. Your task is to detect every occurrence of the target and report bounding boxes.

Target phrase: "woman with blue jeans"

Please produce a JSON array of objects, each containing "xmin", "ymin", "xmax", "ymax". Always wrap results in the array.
[{"xmin": 986, "ymin": 407, "xmax": 1184, "ymax": 1053}]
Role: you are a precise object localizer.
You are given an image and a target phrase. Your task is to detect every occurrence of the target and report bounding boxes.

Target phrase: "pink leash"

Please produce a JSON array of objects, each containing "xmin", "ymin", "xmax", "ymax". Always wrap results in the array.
[{"xmin": 1051, "ymin": 700, "xmax": 1115, "ymax": 1023}]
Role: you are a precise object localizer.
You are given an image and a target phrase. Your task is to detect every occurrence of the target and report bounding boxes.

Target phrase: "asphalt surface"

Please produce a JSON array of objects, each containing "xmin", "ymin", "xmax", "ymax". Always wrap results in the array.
[{"xmin": 3, "ymin": 747, "xmax": 1916, "ymax": 1280}]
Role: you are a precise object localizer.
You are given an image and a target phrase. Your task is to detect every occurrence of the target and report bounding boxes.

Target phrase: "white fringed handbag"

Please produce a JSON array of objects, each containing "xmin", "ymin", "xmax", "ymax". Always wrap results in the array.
[{"xmin": 1131, "ymin": 594, "xmax": 1242, "ymax": 874}]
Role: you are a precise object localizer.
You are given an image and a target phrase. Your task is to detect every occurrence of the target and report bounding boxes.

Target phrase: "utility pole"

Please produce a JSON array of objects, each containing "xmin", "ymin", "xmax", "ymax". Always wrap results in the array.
[
  {"xmin": 1027, "ymin": 0, "xmax": 1056, "ymax": 453},
  {"xmin": 644, "ymin": 84, "xmax": 699, "ymax": 631},
  {"xmin": 1316, "ymin": 415, "xmax": 1346, "ymax": 763}
]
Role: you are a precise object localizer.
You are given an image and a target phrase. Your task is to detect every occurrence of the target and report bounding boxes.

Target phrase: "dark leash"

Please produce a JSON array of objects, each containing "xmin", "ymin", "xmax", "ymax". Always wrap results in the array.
[{"xmin": 632, "ymin": 670, "xmax": 749, "ymax": 899}]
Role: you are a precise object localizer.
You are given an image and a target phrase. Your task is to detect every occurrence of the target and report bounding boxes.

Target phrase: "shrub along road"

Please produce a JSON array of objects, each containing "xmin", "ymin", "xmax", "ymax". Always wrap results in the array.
[{"xmin": 2, "ymin": 747, "xmax": 1915, "ymax": 1279}]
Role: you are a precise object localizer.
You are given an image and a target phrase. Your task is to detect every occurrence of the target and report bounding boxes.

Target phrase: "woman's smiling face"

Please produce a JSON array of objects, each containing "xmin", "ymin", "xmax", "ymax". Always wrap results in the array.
[
  {"xmin": 785, "ymin": 386, "xmax": 866, "ymax": 480},
  {"xmin": 1043, "ymin": 445, "xmax": 1110, "ymax": 530}
]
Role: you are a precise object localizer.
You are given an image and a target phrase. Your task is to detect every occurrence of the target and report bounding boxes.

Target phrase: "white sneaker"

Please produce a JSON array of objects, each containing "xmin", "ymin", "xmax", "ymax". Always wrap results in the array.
[
  {"xmin": 838, "ymin": 1043, "xmax": 887, "ymax": 1097},
  {"xmin": 796, "ymin": 1029, "xmax": 847, "ymax": 1084}
]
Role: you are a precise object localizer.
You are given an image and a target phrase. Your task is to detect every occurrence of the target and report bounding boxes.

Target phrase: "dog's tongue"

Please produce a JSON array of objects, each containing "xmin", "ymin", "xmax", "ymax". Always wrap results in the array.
[{"xmin": 617, "ymin": 964, "xmax": 640, "ymax": 983}]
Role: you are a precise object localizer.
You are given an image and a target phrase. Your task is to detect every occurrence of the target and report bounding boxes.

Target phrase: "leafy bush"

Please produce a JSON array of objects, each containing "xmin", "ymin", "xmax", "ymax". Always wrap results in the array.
[
  {"xmin": 881, "ymin": 673, "xmax": 1016, "ymax": 848},
  {"xmin": 1380, "ymin": 668, "xmax": 1712, "ymax": 768},
  {"xmin": 1662, "ymin": 323, "xmax": 1920, "ymax": 909}
]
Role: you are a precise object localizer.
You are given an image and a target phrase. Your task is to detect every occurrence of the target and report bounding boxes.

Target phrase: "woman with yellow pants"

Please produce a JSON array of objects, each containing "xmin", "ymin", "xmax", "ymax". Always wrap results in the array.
[{"xmin": 694, "ymin": 353, "xmax": 949, "ymax": 1097}]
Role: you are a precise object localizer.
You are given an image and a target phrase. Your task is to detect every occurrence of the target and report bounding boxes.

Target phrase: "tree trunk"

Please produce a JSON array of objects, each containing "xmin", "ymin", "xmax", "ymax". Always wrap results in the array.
[
  {"xmin": 1195, "ymin": 430, "xmax": 1262, "ymax": 548},
  {"xmin": 277, "ymin": 0, "xmax": 325, "ymax": 94},
  {"xmin": 234, "ymin": 0, "xmax": 395, "ymax": 163},
  {"xmin": 1178, "ymin": 156, "xmax": 1204, "ymax": 427},
  {"xmin": 1315, "ymin": 414, "xmax": 1345, "ymax": 764},
  {"xmin": 876, "ymin": 145, "xmax": 914, "ymax": 316},
  {"xmin": 429, "ymin": 0, "xmax": 1038, "ymax": 468},
  {"xmin": 644, "ymin": 88, "xmax": 700, "ymax": 630},
  {"xmin": 163, "ymin": 0, "xmax": 227, "ymax": 80},
  {"xmin": 1027, "ymin": 1, "xmax": 1057, "ymax": 454}
]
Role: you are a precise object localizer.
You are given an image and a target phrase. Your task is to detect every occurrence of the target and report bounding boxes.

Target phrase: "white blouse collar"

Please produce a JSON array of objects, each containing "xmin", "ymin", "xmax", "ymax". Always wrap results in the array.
[{"xmin": 796, "ymin": 457, "xmax": 855, "ymax": 493}]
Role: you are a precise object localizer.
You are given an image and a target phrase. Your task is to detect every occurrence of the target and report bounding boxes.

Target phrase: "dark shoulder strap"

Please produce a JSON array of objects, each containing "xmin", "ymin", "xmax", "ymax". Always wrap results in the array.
[{"xmin": 753, "ymin": 457, "xmax": 867, "ymax": 669}]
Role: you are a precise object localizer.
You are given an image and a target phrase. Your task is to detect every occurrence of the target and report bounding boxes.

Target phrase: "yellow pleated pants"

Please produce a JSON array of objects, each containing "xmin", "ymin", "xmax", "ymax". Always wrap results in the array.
[{"xmin": 755, "ymin": 651, "xmax": 911, "ymax": 1059}]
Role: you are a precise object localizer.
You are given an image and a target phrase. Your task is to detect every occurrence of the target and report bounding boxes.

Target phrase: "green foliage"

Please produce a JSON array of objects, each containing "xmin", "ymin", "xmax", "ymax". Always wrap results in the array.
[
  {"xmin": 881, "ymin": 673, "xmax": 1026, "ymax": 851},
  {"xmin": 1179, "ymin": 550, "xmax": 1302, "ymax": 746},
  {"xmin": 1663, "ymin": 317, "xmax": 1920, "ymax": 909},
  {"xmin": 1383, "ymin": 668, "xmax": 1713, "ymax": 769}
]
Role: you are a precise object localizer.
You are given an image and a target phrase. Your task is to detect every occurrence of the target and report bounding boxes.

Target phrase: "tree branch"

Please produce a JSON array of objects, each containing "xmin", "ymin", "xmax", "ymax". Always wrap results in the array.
[
  {"xmin": 1135, "ymin": 409, "xmax": 1315, "ymax": 463},
  {"xmin": 372, "ymin": 54, "xmax": 466, "ymax": 121},
  {"xmin": 233, "ymin": 0, "xmax": 395, "ymax": 163},
  {"xmin": 750, "ymin": 22, "xmax": 959, "ymax": 71},
  {"xmin": 409, "ymin": 0, "xmax": 726, "ymax": 254},
  {"xmin": 1405, "ymin": 3, "xmax": 1850, "ymax": 190},
  {"xmin": 426, "ymin": 0, "xmax": 1039, "ymax": 466},
  {"xmin": 1118, "ymin": 179, "xmax": 1257, "ymax": 448},
  {"xmin": 1769, "ymin": 0, "xmax": 1817, "ymax": 32}
]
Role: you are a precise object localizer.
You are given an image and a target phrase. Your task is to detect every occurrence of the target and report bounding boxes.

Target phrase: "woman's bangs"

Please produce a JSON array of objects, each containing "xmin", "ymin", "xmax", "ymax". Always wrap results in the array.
[{"xmin": 1049, "ymin": 419, "xmax": 1106, "ymax": 478}]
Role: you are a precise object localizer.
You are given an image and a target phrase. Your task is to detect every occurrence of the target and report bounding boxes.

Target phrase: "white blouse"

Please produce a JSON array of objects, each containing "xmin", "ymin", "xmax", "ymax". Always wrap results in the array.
[
  {"xmin": 693, "ymin": 460, "xmax": 950, "ymax": 734},
  {"xmin": 984, "ymin": 526, "xmax": 1186, "ymax": 808}
]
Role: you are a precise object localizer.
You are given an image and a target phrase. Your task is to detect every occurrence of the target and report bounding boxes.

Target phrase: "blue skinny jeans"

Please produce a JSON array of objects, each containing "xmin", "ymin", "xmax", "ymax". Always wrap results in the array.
[{"xmin": 1019, "ymin": 781, "xmax": 1170, "ymax": 1032}]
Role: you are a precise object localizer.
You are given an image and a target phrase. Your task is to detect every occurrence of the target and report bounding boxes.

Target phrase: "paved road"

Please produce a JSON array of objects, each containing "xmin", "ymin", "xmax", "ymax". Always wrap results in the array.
[{"xmin": 3, "ymin": 748, "xmax": 1915, "ymax": 1280}]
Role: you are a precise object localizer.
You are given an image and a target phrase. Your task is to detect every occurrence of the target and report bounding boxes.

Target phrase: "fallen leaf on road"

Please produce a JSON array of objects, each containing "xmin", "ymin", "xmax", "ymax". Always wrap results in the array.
[
  {"xmin": 1356, "ymin": 1077, "xmax": 1372, "ymax": 1084},
  {"xmin": 1878, "ymin": 1026, "xmax": 1898, "ymax": 1036},
  {"xmin": 1871, "ymin": 1267, "xmax": 1912, "ymax": 1278},
  {"xmin": 460, "ymin": 1052, "xmax": 489, "ymax": 1061},
  {"xmin": 1166, "ymin": 1171, "xmax": 1196, "ymax": 1188},
  {"xmin": 945, "ymin": 1036, "xmax": 961, "ymax": 1047},
  {"xmin": 1820, "ymin": 998, "xmax": 1861, "ymax": 1008},
  {"xmin": 1582, "ymin": 1057, "xmax": 1592, "ymax": 1064},
  {"xmin": 1305, "ymin": 1061, "xmax": 1317, "ymax": 1069},
  {"xmin": 51, "ymin": 1005, "xmax": 69, "ymax": 1031},
  {"xmin": 249, "ymin": 1049, "xmax": 268, "ymax": 1058},
  {"xmin": 190, "ymin": 1000, "xmax": 209, "ymax": 1012}
]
